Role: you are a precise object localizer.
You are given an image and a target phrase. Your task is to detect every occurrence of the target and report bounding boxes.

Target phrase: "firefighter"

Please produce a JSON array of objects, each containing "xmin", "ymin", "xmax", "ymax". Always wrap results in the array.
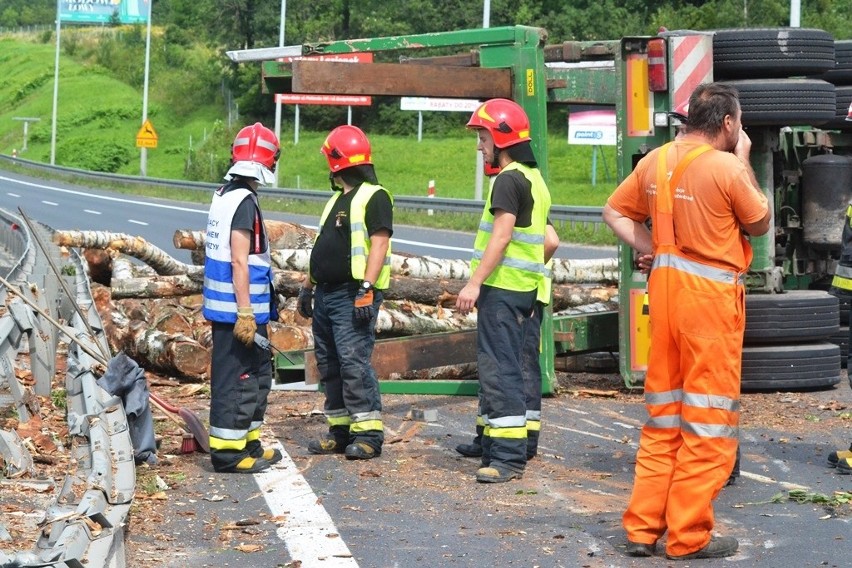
[
  {"xmin": 603, "ymin": 83, "xmax": 770, "ymax": 559},
  {"xmin": 203, "ymin": 122, "xmax": 281, "ymax": 474},
  {"xmin": 456, "ymin": 98, "xmax": 558, "ymax": 483},
  {"xmin": 827, "ymin": 105, "xmax": 852, "ymax": 475},
  {"xmin": 298, "ymin": 125, "xmax": 393, "ymax": 460}
]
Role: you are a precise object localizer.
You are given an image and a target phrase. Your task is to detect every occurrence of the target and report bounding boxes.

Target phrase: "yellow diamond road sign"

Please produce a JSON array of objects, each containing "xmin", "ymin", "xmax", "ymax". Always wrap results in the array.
[{"xmin": 136, "ymin": 119, "xmax": 158, "ymax": 149}]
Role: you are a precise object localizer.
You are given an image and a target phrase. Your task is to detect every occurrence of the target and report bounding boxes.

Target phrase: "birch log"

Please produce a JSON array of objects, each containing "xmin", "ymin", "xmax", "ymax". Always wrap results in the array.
[{"xmin": 55, "ymin": 230, "xmax": 200, "ymax": 278}]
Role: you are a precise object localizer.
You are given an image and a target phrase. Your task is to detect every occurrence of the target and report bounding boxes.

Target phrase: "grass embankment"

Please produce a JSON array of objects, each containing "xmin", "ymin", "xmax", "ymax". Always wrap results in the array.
[{"xmin": 0, "ymin": 33, "xmax": 618, "ymax": 245}]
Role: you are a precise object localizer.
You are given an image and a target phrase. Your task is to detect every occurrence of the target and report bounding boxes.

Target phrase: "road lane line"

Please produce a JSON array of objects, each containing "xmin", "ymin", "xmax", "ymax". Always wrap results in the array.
[
  {"xmin": 7, "ymin": 192, "xmax": 20, "ymax": 197},
  {"xmin": 128, "ymin": 219, "xmax": 149, "ymax": 226},
  {"xmin": 84, "ymin": 209, "xmax": 102, "ymax": 215},
  {"xmin": 551, "ymin": 423, "xmax": 639, "ymax": 448},
  {"xmin": 255, "ymin": 441, "xmax": 358, "ymax": 567},
  {"xmin": 41, "ymin": 200, "xmax": 58, "ymax": 206}
]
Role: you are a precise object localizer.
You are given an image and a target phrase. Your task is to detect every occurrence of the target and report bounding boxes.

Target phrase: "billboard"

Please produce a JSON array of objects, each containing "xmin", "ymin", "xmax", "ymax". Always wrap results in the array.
[
  {"xmin": 60, "ymin": 1, "xmax": 150, "ymax": 25},
  {"xmin": 274, "ymin": 53, "xmax": 373, "ymax": 106},
  {"xmin": 568, "ymin": 109, "xmax": 616, "ymax": 146}
]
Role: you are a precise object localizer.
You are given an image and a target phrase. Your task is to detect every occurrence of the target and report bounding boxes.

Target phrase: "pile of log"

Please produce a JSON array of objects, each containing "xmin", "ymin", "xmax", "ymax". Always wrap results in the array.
[{"xmin": 54, "ymin": 221, "xmax": 618, "ymax": 382}]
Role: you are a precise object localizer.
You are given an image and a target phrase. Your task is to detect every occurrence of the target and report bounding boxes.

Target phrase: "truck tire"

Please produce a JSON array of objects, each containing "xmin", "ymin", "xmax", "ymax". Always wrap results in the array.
[
  {"xmin": 712, "ymin": 27, "xmax": 835, "ymax": 79},
  {"xmin": 719, "ymin": 79, "xmax": 835, "ymax": 126},
  {"xmin": 744, "ymin": 290, "xmax": 839, "ymax": 343},
  {"xmin": 827, "ymin": 326, "xmax": 849, "ymax": 367},
  {"xmin": 822, "ymin": 85, "xmax": 852, "ymax": 130},
  {"xmin": 741, "ymin": 342, "xmax": 841, "ymax": 391},
  {"xmin": 817, "ymin": 40, "xmax": 852, "ymax": 85}
]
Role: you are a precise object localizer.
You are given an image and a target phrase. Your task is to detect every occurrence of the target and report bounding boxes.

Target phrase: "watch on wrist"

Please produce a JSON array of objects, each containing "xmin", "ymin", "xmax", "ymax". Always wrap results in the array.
[{"xmin": 361, "ymin": 280, "xmax": 373, "ymax": 290}]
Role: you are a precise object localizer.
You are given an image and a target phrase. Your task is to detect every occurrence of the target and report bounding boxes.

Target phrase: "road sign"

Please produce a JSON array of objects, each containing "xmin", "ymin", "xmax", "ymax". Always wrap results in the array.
[
  {"xmin": 274, "ymin": 53, "xmax": 373, "ymax": 106},
  {"xmin": 136, "ymin": 119, "xmax": 158, "ymax": 149}
]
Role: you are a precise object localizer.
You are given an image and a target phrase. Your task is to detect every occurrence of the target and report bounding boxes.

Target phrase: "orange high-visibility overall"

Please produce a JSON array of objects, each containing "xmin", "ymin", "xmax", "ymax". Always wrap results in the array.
[{"xmin": 622, "ymin": 143, "xmax": 751, "ymax": 557}]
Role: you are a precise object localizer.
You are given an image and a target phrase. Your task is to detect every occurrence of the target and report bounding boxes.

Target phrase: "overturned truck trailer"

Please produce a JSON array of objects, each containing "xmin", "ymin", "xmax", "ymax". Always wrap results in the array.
[{"xmin": 232, "ymin": 25, "xmax": 852, "ymax": 392}]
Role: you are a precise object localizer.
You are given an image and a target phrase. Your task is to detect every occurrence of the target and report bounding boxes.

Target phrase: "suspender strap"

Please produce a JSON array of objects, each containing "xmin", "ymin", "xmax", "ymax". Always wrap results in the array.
[{"xmin": 654, "ymin": 143, "xmax": 713, "ymax": 246}]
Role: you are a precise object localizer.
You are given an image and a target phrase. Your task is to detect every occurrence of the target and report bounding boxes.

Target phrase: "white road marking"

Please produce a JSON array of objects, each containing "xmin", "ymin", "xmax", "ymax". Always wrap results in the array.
[
  {"xmin": 84, "ymin": 209, "xmax": 102, "ymax": 215},
  {"xmin": 739, "ymin": 470, "xmax": 808, "ymax": 490},
  {"xmin": 128, "ymin": 219, "xmax": 149, "ymax": 226},
  {"xmin": 7, "ymin": 192, "xmax": 20, "ymax": 197},
  {"xmin": 551, "ymin": 423, "xmax": 638, "ymax": 448},
  {"xmin": 41, "ymin": 200, "xmax": 58, "ymax": 206},
  {"xmin": 255, "ymin": 440, "xmax": 358, "ymax": 568},
  {"xmin": 0, "ymin": 175, "xmax": 471, "ymax": 254}
]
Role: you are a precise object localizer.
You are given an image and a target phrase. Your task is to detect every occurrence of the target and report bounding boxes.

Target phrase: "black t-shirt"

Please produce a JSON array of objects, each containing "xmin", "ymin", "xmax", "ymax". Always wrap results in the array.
[
  {"xmin": 489, "ymin": 168, "xmax": 552, "ymax": 229},
  {"xmin": 222, "ymin": 180, "xmax": 266, "ymax": 254},
  {"xmin": 310, "ymin": 184, "xmax": 394, "ymax": 285}
]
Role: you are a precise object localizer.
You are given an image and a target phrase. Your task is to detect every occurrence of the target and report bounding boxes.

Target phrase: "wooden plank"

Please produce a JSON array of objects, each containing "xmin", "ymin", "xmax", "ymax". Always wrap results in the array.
[
  {"xmin": 292, "ymin": 60, "xmax": 511, "ymax": 99},
  {"xmin": 303, "ymin": 329, "xmax": 478, "ymax": 384}
]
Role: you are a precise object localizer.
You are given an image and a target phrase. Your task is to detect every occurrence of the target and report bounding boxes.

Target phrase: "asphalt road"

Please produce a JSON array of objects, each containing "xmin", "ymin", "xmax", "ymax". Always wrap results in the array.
[
  {"xmin": 6, "ymin": 167, "xmax": 849, "ymax": 567},
  {"xmin": 0, "ymin": 169, "xmax": 616, "ymax": 262}
]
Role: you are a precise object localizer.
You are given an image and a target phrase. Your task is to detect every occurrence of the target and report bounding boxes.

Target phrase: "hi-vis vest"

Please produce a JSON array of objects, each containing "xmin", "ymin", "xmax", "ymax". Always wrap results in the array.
[
  {"xmin": 830, "ymin": 203, "xmax": 852, "ymax": 300},
  {"xmin": 316, "ymin": 183, "xmax": 393, "ymax": 289},
  {"xmin": 472, "ymin": 162, "xmax": 552, "ymax": 304},
  {"xmin": 202, "ymin": 182, "xmax": 273, "ymax": 324}
]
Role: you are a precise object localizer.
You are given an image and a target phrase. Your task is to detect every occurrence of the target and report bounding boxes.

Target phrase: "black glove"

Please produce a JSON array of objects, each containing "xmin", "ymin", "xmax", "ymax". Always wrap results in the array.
[
  {"xmin": 297, "ymin": 287, "xmax": 314, "ymax": 318},
  {"xmin": 354, "ymin": 281, "xmax": 375, "ymax": 323}
]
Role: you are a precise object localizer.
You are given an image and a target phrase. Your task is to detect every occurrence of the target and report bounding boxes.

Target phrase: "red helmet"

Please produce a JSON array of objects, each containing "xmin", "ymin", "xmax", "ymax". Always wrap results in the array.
[
  {"xmin": 231, "ymin": 122, "xmax": 280, "ymax": 169},
  {"xmin": 321, "ymin": 125, "xmax": 372, "ymax": 173},
  {"xmin": 466, "ymin": 98, "xmax": 531, "ymax": 148}
]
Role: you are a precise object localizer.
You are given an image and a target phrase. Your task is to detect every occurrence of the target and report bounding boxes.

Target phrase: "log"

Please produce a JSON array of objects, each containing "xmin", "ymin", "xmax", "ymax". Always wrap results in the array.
[
  {"xmin": 90, "ymin": 285, "xmax": 210, "ymax": 381},
  {"xmin": 173, "ymin": 220, "xmax": 317, "ymax": 251},
  {"xmin": 109, "ymin": 267, "xmax": 616, "ymax": 312},
  {"xmin": 271, "ymin": 248, "xmax": 618, "ymax": 284},
  {"xmin": 54, "ymin": 230, "xmax": 199, "ymax": 277},
  {"xmin": 83, "ymin": 248, "xmax": 113, "ymax": 286},
  {"xmin": 376, "ymin": 300, "xmax": 478, "ymax": 336}
]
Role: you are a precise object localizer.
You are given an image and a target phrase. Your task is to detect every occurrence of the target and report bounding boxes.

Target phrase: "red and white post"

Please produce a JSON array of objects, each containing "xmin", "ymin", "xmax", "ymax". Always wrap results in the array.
[{"xmin": 427, "ymin": 179, "xmax": 435, "ymax": 216}]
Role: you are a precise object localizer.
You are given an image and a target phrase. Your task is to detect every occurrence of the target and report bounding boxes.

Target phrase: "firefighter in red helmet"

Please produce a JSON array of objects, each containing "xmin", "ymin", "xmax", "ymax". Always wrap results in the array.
[
  {"xmin": 202, "ymin": 122, "xmax": 281, "ymax": 473},
  {"xmin": 298, "ymin": 125, "xmax": 393, "ymax": 460},
  {"xmin": 455, "ymin": 98, "xmax": 559, "ymax": 483}
]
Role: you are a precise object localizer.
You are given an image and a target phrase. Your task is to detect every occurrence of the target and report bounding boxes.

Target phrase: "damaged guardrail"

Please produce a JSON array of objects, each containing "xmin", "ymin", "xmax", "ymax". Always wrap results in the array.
[{"xmin": 0, "ymin": 208, "xmax": 133, "ymax": 568}]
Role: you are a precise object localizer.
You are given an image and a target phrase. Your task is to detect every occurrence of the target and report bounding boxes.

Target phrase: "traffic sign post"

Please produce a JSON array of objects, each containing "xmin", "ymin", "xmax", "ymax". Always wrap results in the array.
[{"xmin": 136, "ymin": 119, "xmax": 158, "ymax": 149}]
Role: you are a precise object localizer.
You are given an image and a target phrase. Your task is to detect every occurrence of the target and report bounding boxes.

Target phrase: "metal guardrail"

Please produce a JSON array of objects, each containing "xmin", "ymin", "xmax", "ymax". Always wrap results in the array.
[
  {"xmin": 0, "ymin": 154, "xmax": 605, "ymax": 227},
  {"xmin": 0, "ymin": 209, "xmax": 132, "ymax": 568}
]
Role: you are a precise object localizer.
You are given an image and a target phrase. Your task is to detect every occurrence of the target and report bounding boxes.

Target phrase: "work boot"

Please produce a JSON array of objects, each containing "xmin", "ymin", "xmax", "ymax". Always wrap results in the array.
[
  {"xmin": 344, "ymin": 442, "xmax": 381, "ymax": 460},
  {"xmin": 252, "ymin": 447, "xmax": 283, "ymax": 465},
  {"xmin": 837, "ymin": 456, "xmax": 852, "ymax": 474},
  {"xmin": 828, "ymin": 443, "xmax": 852, "ymax": 467},
  {"xmin": 456, "ymin": 425, "xmax": 484, "ymax": 457},
  {"xmin": 455, "ymin": 440, "xmax": 484, "ymax": 458},
  {"xmin": 626, "ymin": 541, "xmax": 656, "ymax": 557},
  {"xmin": 214, "ymin": 456, "xmax": 271, "ymax": 474},
  {"xmin": 475, "ymin": 465, "xmax": 521, "ymax": 483},
  {"xmin": 308, "ymin": 436, "xmax": 348, "ymax": 455},
  {"xmin": 666, "ymin": 536, "xmax": 738, "ymax": 560},
  {"xmin": 247, "ymin": 441, "xmax": 283, "ymax": 465}
]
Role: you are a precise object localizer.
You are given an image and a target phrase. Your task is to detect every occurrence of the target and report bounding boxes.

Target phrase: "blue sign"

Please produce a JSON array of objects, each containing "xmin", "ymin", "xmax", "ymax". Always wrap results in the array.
[{"xmin": 60, "ymin": 1, "xmax": 149, "ymax": 24}]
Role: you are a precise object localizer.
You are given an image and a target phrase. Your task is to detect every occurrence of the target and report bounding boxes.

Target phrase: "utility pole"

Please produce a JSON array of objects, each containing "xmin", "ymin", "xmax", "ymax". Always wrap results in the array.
[
  {"xmin": 273, "ymin": 0, "xmax": 287, "ymax": 187},
  {"xmin": 50, "ymin": 0, "xmax": 61, "ymax": 165},
  {"xmin": 139, "ymin": 0, "xmax": 153, "ymax": 177},
  {"xmin": 474, "ymin": 0, "xmax": 491, "ymax": 200}
]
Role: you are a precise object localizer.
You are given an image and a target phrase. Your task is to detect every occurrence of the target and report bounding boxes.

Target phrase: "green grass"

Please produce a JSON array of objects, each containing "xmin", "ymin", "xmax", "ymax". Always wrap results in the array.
[{"xmin": 0, "ymin": 33, "xmax": 618, "ymax": 245}]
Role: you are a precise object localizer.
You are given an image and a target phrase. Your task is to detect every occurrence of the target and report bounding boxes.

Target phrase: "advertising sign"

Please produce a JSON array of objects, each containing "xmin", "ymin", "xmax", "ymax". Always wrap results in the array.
[
  {"xmin": 60, "ymin": 0, "xmax": 150, "ymax": 25},
  {"xmin": 400, "ymin": 97, "xmax": 480, "ymax": 113},
  {"xmin": 567, "ymin": 109, "xmax": 616, "ymax": 146},
  {"xmin": 274, "ymin": 53, "xmax": 373, "ymax": 106}
]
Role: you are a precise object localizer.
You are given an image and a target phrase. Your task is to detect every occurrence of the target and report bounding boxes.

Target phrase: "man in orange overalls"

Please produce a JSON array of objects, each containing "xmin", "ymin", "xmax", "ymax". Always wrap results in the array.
[{"xmin": 603, "ymin": 83, "xmax": 770, "ymax": 560}]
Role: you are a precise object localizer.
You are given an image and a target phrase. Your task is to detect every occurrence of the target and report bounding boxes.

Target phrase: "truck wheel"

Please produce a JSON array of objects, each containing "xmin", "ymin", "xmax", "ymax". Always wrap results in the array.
[
  {"xmin": 713, "ymin": 27, "xmax": 835, "ymax": 79},
  {"xmin": 741, "ymin": 342, "xmax": 841, "ymax": 391},
  {"xmin": 827, "ymin": 326, "xmax": 849, "ymax": 367},
  {"xmin": 822, "ymin": 85, "xmax": 852, "ymax": 130},
  {"xmin": 817, "ymin": 40, "xmax": 852, "ymax": 85},
  {"xmin": 720, "ymin": 79, "xmax": 836, "ymax": 126},
  {"xmin": 744, "ymin": 290, "xmax": 839, "ymax": 343}
]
